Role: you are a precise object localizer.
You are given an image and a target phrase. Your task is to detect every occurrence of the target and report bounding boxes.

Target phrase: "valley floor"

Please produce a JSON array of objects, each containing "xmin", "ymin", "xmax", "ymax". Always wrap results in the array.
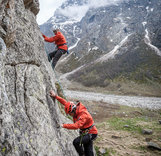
[{"xmin": 64, "ymin": 90, "xmax": 161, "ymax": 110}]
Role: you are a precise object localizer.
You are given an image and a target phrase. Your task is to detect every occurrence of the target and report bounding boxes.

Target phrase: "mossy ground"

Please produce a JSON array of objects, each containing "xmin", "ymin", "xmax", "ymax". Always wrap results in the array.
[{"xmin": 94, "ymin": 105, "xmax": 161, "ymax": 156}]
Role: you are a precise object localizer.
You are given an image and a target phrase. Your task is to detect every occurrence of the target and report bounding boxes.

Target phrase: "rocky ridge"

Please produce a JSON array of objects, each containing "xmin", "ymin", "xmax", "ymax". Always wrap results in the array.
[{"xmin": 0, "ymin": 0, "xmax": 77, "ymax": 155}]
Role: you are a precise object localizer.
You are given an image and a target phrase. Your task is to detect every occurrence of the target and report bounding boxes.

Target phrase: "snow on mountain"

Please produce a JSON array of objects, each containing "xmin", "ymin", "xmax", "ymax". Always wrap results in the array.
[{"xmin": 97, "ymin": 34, "xmax": 132, "ymax": 62}]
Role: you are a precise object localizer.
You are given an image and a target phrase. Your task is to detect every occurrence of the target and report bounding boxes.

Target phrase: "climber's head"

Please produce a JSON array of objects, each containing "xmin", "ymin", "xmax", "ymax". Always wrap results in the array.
[
  {"xmin": 52, "ymin": 26, "xmax": 59, "ymax": 34},
  {"xmin": 65, "ymin": 101, "xmax": 76, "ymax": 116},
  {"xmin": 53, "ymin": 29, "xmax": 59, "ymax": 34}
]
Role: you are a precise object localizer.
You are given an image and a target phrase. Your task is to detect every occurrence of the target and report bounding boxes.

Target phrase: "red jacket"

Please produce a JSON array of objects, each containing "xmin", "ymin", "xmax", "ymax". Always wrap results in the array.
[
  {"xmin": 42, "ymin": 32, "xmax": 68, "ymax": 51},
  {"xmin": 55, "ymin": 96, "xmax": 98, "ymax": 134}
]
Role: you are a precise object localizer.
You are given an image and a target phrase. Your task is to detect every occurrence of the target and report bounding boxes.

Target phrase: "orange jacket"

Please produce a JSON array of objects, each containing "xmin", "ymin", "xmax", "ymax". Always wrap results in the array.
[
  {"xmin": 42, "ymin": 32, "xmax": 68, "ymax": 51},
  {"xmin": 55, "ymin": 95, "xmax": 98, "ymax": 134}
]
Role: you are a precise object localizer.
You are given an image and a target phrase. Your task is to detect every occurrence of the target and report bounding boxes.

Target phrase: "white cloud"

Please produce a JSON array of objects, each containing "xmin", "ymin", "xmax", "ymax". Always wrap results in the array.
[
  {"xmin": 37, "ymin": 0, "xmax": 66, "ymax": 25},
  {"xmin": 59, "ymin": 0, "xmax": 124, "ymax": 21},
  {"xmin": 88, "ymin": 0, "xmax": 122, "ymax": 8},
  {"xmin": 37, "ymin": 0, "xmax": 125, "ymax": 24},
  {"xmin": 58, "ymin": 5, "xmax": 89, "ymax": 21}
]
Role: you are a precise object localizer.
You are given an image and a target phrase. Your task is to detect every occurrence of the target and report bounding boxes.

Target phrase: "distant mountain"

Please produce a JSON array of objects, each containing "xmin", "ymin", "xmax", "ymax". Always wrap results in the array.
[{"xmin": 40, "ymin": 0, "xmax": 161, "ymax": 96}]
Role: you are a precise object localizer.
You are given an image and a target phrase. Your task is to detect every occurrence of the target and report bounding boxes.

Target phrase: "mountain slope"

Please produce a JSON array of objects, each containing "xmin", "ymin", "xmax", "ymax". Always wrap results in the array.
[{"xmin": 40, "ymin": 0, "xmax": 161, "ymax": 96}]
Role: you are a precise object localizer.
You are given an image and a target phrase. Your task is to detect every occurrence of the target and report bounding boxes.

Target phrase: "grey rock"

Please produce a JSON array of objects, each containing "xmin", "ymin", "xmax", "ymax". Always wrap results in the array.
[
  {"xmin": 0, "ymin": 1, "xmax": 77, "ymax": 156},
  {"xmin": 112, "ymin": 135, "xmax": 121, "ymax": 139},
  {"xmin": 147, "ymin": 142, "xmax": 161, "ymax": 151},
  {"xmin": 145, "ymin": 138, "xmax": 152, "ymax": 142},
  {"xmin": 99, "ymin": 147, "xmax": 106, "ymax": 154},
  {"xmin": 23, "ymin": 0, "xmax": 39, "ymax": 15},
  {"xmin": 124, "ymin": 125, "xmax": 130, "ymax": 128},
  {"xmin": 142, "ymin": 129, "xmax": 153, "ymax": 135}
]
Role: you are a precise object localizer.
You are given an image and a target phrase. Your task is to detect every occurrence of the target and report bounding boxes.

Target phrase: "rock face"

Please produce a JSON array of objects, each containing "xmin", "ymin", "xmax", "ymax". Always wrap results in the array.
[{"xmin": 0, "ymin": 0, "xmax": 77, "ymax": 155}]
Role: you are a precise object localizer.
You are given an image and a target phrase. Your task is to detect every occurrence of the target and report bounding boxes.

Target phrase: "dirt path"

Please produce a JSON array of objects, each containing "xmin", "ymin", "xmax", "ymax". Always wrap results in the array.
[{"xmin": 64, "ymin": 90, "xmax": 161, "ymax": 110}]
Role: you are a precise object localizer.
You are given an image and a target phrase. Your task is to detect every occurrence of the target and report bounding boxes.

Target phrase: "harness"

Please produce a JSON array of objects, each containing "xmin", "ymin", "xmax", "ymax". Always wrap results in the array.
[
  {"xmin": 80, "ymin": 124, "xmax": 95, "ymax": 134},
  {"xmin": 79, "ymin": 124, "xmax": 95, "ymax": 146},
  {"xmin": 57, "ymin": 43, "xmax": 67, "ymax": 47},
  {"xmin": 57, "ymin": 43, "xmax": 69, "ymax": 54}
]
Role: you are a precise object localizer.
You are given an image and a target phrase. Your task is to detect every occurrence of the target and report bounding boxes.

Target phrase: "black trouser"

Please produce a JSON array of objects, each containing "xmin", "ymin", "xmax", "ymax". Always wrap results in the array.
[
  {"xmin": 48, "ymin": 49, "xmax": 66, "ymax": 69},
  {"xmin": 73, "ymin": 133, "xmax": 97, "ymax": 156}
]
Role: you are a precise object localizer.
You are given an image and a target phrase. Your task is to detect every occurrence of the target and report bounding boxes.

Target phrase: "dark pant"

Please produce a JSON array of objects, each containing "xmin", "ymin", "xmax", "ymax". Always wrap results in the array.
[
  {"xmin": 48, "ymin": 49, "xmax": 66, "ymax": 69},
  {"xmin": 73, "ymin": 133, "xmax": 97, "ymax": 156}
]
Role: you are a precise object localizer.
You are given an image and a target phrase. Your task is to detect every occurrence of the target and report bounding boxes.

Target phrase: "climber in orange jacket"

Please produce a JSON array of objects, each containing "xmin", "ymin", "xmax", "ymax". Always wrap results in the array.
[
  {"xmin": 42, "ymin": 28, "xmax": 68, "ymax": 69},
  {"xmin": 50, "ymin": 90, "xmax": 98, "ymax": 156}
]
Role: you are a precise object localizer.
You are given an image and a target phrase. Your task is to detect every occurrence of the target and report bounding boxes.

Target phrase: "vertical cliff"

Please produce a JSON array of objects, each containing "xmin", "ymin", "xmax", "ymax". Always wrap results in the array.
[{"xmin": 0, "ymin": 0, "xmax": 77, "ymax": 155}]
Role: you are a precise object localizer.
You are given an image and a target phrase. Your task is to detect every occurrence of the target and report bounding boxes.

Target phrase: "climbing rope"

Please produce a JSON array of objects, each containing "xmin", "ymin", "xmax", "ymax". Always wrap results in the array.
[
  {"xmin": 79, "ymin": 133, "xmax": 86, "ymax": 146},
  {"xmin": 44, "ymin": 46, "xmax": 67, "ymax": 100}
]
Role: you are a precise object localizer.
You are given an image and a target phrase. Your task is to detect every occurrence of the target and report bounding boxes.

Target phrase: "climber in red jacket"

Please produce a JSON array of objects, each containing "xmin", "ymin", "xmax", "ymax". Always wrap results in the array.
[
  {"xmin": 50, "ymin": 90, "xmax": 98, "ymax": 156},
  {"xmin": 42, "ymin": 28, "xmax": 68, "ymax": 69}
]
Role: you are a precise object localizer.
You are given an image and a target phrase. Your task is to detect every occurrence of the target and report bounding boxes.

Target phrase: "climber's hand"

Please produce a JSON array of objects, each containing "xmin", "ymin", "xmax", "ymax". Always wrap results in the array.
[
  {"xmin": 42, "ymin": 33, "xmax": 45, "ymax": 38},
  {"xmin": 50, "ymin": 90, "xmax": 56, "ymax": 98}
]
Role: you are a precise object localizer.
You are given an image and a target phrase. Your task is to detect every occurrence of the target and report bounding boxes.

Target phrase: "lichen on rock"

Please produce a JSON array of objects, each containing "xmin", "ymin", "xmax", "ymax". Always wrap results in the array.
[{"xmin": 0, "ymin": 0, "xmax": 77, "ymax": 156}]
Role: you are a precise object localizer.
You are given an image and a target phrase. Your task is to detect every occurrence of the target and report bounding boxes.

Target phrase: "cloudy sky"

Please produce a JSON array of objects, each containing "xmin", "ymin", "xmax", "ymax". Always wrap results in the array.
[
  {"xmin": 37, "ymin": 0, "xmax": 65, "ymax": 25},
  {"xmin": 37, "ymin": 0, "xmax": 123, "ymax": 25}
]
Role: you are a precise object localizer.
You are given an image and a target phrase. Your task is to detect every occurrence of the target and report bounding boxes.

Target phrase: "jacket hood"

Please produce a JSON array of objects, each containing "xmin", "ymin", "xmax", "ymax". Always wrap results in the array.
[
  {"xmin": 75, "ymin": 102, "xmax": 87, "ymax": 116},
  {"xmin": 56, "ymin": 31, "xmax": 61, "ymax": 35}
]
